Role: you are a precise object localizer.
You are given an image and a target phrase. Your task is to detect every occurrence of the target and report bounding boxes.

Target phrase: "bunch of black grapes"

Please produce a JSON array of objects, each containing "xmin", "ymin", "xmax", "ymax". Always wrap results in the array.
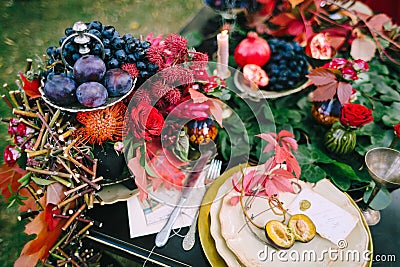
[
  {"xmin": 263, "ymin": 38, "xmax": 309, "ymax": 91},
  {"xmin": 45, "ymin": 20, "xmax": 158, "ymax": 79}
]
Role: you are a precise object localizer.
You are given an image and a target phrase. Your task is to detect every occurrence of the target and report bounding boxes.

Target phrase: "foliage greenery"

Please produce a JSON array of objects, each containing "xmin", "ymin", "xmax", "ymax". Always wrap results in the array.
[{"xmin": 217, "ymin": 57, "xmax": 400, "ymax": 209}]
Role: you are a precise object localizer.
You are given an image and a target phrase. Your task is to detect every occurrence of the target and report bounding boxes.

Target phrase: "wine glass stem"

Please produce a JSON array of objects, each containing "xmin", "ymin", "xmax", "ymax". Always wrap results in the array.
[{"xmin": 365, "ymin": 185, "xmax": 381, "ymax": 208}]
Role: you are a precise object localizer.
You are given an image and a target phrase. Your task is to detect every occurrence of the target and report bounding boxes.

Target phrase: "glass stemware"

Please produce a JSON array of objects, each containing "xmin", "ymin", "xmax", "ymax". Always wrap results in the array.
[
  {"xmin": 362, "ymin": 147, "xmax": 400, "ymax": 225},
  {"xmin": 204, "ymin": 0, "xmax": 255, "ymax": 30}
]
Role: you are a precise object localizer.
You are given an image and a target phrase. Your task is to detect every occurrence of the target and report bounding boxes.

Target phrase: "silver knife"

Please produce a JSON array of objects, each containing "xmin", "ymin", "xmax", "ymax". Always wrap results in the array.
[{"xmin": 155, "ymin": 150, "xmax": 212, "ymax": 247}]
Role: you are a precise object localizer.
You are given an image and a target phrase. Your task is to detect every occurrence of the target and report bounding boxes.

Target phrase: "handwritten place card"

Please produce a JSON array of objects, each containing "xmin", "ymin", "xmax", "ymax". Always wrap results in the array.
[{"xmin": 287, "ymin": 187, "xmax": 358, "ymax": 245}]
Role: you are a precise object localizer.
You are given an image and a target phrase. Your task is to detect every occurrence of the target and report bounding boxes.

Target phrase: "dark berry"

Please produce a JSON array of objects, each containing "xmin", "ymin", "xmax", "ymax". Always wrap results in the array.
[
  {"xmin": 88, "ymin": 21, "xmax": 102, "ymax": 31},
  {"xmin": 107, "ymin": 58, "xmax": 120, "ymax": 68},
  {"xmin": 102, "ymin": 26, "xmax": 115, "ymax": 39},
  {"xmin": 104, "ymin": 48, "xmax": 112, "ymax": 60},
  {"xmin": 126, "ymin": 53, "xmax": 136, "ymax": 63},
  {"xmin": 112, "ymin": 37, "xmax": 125, "ymax": 50},
  {"xmin": 136, "ymin": 61, "xmax": 146, "ymax": 70},
  {"xmin": 114, "ymin": 49, "xmax": 127, "ymax": 62},
  {"xmin": 65, "ymin": 27, "xmax": 74, "ymax": 36},
  {"xmin": 88, "ymin": 29, "xmax": 102, "ymax": 40}
]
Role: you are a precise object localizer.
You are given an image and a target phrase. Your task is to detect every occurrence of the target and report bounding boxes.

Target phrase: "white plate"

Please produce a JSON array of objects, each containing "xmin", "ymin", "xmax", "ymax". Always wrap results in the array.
[
  {"xmin": 218, "ymin": 174, "xmax": 370, "ymax": 266},
  {"xmin": 209, "ymin": 176, "xmax": 243, "ymax": 267}
]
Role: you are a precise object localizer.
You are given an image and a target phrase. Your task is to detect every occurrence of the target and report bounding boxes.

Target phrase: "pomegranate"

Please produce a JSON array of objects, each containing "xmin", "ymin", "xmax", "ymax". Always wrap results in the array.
[
  {"xmin": 234, "ymin": 32, "xmax": 271, "ymax": 67},
  {"xmin": 306, "ymin": 33, "xmax": 334, "ymax": 60},
  {"xmin": 243, "ymin": 64, "xmax": 269, "ymax": 90}
]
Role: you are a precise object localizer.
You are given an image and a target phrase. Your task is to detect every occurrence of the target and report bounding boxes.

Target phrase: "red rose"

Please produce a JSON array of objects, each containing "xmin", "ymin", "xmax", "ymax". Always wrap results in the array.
[
  {"xmin": 394, "ymin": 123, "xmax": 400, "ymax": 138},
  {"xmin": 4, "ymin": 145, "xmax": 21, "ymax": 166},
  {"xmin": 130, "ymin": 102, "xmax": 164, "ymax": 140},
  {"xmin": 340, "ymin": 103, "xmax": 374, "ymax": 128}
]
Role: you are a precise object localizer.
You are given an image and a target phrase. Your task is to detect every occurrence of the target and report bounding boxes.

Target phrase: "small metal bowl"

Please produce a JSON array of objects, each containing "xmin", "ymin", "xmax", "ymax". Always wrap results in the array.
[{"xmin": 365, "ymin": 147, "xmax": 400, "ymax": 189}]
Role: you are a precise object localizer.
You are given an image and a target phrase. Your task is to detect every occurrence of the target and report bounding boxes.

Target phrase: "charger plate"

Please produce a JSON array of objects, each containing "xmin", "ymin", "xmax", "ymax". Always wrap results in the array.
[{"xmin": 198, "ymin": 165, "xmax": 373, "ymax": 267}]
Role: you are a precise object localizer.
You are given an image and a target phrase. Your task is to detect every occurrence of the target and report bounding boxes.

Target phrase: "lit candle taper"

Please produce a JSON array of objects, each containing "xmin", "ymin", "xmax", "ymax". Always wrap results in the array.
[{"xmin": 217, "ymin": 30, "xmax": 230, "ymax": 79}]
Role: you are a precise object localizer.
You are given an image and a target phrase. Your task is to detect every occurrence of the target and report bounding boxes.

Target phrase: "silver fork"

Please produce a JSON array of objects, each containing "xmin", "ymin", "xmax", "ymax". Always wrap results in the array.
[{"xmin": 182, "ymin": 159, "xmax": 222, "ymax": 251}]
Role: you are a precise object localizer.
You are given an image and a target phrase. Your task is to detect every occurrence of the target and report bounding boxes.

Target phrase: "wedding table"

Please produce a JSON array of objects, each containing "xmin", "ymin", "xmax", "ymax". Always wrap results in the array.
[
  {"xmin": 82, "ymin": 6, "xmax": 399, "ymax": 266},
  {"xmin": 84, "ymin": 188, "xmax": 399, "ymax": 266}
]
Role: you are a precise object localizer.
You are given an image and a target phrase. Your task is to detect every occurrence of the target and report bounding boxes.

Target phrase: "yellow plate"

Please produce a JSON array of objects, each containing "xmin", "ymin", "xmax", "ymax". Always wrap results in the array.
[{"xmin": 198, "ymin": 164, "xmax": 247, "ymax": 266}]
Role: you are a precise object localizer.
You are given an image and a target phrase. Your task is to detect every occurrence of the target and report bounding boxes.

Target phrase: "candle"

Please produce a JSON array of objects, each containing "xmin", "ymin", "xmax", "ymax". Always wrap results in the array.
[{"xmin": 217, "ymin": 30, "xmax": 230, "ymax": 79}]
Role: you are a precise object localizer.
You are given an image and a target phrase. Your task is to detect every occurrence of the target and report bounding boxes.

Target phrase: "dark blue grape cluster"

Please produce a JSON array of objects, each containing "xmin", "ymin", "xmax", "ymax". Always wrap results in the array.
[
  {"xmin": 263, "ymin": 38, "xmax": 309, "ymax": 91},
  {"xmin": 45, "ymin": 20, "xmax": 158, "ymax": 79}
]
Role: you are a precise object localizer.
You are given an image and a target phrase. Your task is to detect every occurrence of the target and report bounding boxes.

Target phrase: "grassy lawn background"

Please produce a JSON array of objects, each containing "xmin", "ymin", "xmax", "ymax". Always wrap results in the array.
[{"xmin": 0, "ymin": 1, "xmax": 203, "ymax": 266}]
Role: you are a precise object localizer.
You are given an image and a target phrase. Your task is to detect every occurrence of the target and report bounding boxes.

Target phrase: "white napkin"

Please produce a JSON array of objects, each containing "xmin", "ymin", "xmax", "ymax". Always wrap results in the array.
[{"xmin": 127, "ymin": 172, "xmax": 206, "ymax": 238}]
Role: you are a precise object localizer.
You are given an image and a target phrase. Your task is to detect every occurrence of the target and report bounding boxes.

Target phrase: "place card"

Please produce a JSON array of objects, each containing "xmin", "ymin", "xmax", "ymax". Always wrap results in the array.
[
  {"xmin": 127, "ymin": 172, "xmax": 206, "ymax": 238},
  {"xmin": 287, "ymin": 187, "xmax": 358, "ymax": 245}
]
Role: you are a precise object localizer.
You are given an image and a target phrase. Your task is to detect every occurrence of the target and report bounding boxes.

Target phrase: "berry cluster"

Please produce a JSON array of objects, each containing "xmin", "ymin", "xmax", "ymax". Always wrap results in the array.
[
  {"xmin": 263, "ymin": 38, "xmax": 309, "ymax": 91},
  {"xmin": 45, "ymin": 20, "xmax": 158, "ymax": 79}
]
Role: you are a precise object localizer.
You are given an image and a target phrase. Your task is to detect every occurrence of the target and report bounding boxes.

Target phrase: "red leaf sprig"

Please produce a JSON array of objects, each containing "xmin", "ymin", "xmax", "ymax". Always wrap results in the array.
[
  {"xmin": 308, "ymin": 58, "xmax": 369, "ymax": 105},
  {"xmin": 231, "ymin": 130, "xmax": 300, "ymax": 203}
]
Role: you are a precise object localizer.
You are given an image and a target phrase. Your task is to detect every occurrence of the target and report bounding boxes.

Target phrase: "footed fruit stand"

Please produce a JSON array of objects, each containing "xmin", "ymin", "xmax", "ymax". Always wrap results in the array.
[{"xmin": 1, "ymin": 1, "xmax": 400, "ymax": 266}]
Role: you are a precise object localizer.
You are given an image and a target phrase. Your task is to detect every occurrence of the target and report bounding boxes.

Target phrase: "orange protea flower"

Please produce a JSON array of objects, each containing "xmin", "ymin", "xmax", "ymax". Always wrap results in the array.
[{"xmin": 74, "ymin": 102, "xmax": 127, "ymax": 145}]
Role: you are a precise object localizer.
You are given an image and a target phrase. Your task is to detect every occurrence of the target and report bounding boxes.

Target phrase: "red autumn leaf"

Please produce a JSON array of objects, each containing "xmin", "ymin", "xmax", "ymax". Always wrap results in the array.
[
  {"xmin": 312, "ymin": 81, "xmax": 338, "ymax": 102},
  {"xmin": 208, "ymin": 98, "xmax": 224, "ymax": 127},
  {"xmin": 46, "ymin": 182, "xmax": 66, "ymax": 206},
  {"xmin": 18, "ymin": 72, "xmax": 41, "ymax": 99},
  {"xmin": 147, "ymin": 151, "xmax": 186, "ymax": 190},
  {"xmin": 44, "ymin": 203, "xmax": 62, "ymax": 231},
  {"xmin": 366, "ymin": 14, "xmax": 391, "ymax": 32},
  {"xmin": 189, "ymin": 87, "xmax": 208, "ymax": 103},
  {"xmin": 269, "ymin": 12, "xmax": 296, "ymax": 27},
  {"xmin": 0, "ymin": 163, "xmax": 27, "ymax": 198},
  {"xmin": 308, "ymin": 68, "xmax": 337, "ymax": 86},
  {"xmin": 285, "ymin": 154, "xmax": 301, "ymax": 178},
  {"xmin": 287, "ymin": 19, "xmax": 305, "ymax": 36},
  {"xmin": 14, "ymin": 196, "xmax": 64, "ymax": 266},
  {"xmin": 337, "ymin": 81, "xmax": 353, "ymax": 105}
]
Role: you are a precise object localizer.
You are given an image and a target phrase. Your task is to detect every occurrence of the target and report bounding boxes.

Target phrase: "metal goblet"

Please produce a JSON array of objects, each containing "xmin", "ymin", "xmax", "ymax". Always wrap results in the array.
[{"xmin": 363, "ymin": 147, "xmax": 400, "ymax": 225}]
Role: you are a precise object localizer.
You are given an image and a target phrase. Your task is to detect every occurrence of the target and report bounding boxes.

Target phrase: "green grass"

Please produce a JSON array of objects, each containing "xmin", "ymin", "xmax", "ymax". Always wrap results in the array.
[{"xmin": 0, "ymin": 1, "xmax": 203, "ymax": 265}]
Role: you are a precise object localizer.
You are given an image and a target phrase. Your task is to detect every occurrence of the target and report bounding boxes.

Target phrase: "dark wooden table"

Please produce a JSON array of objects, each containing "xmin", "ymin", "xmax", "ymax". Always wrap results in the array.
[{"xmin": 86, "ymin": 187, "xmax": 400, "ymax": 267}]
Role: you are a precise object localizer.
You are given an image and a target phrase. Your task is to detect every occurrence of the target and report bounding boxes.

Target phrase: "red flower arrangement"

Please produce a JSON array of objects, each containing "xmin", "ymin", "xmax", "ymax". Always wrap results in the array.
[
  {"xmin": 124, "ymin": 33, "xmax": 227, "ymax": 200},
  {"xmin": 340, "ymin": 103, "xmax": 374, "ymax": 129}
]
